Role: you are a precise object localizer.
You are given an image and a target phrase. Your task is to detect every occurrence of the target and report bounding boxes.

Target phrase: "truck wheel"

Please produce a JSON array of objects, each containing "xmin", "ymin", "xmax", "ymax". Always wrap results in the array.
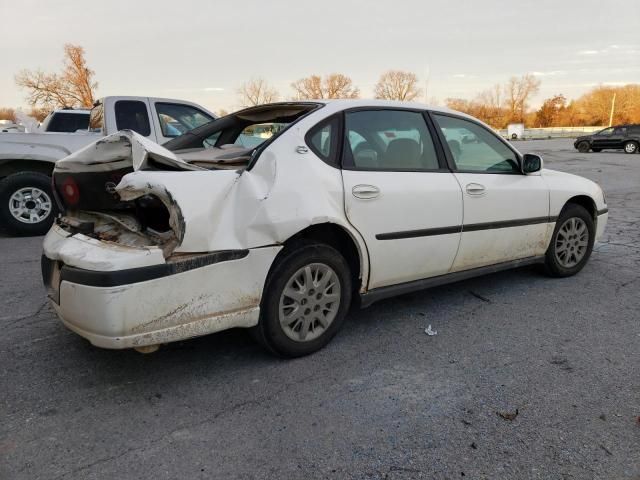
[
  {"xmin": 576, "ymin": 141, "xmax": 590, "ymax": 153},
  {"xmin": 623, "ymin": 141, "xmax": 638, "ymax": 154},
  {"xmin": 251, "ymin": 241, "xmax": 352, "ymax": 357},
  {"xmin": 0, "ymin": 172, "xmax": 57, "ymax": 236}
]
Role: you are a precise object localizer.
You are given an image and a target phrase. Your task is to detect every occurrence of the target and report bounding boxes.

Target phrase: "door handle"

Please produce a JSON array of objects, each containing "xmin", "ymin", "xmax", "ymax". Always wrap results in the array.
[
  {"xmin": 465, "ymin": 183, "xmax": 486, "ymax": 196},
  {"xmin": 352, "ymin": 184, "xmax": 380, "ymax": 199}
]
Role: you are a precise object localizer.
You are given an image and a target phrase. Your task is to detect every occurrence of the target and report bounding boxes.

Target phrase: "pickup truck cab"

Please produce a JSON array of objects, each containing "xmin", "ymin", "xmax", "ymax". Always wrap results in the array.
[{"xmin": 0, "ymin": 96, "xmax": 215, "ymax": 235}]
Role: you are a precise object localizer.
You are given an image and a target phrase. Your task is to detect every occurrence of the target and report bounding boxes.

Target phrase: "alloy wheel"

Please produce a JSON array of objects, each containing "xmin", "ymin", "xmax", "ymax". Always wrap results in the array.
[
  {"xmin": 9, "ymin": 187, "xmax": 52, "ymax": 224},
  {"xmin": 624, "ymin": 142, "xmax": 637, "ymax": 153},
  {"xmin": 554, "ymin": 217, "xmax": 589, "ymax": 268}
]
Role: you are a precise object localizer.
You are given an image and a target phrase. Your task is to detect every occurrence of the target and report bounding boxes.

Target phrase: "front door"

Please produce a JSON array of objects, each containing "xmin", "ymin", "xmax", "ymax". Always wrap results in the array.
[
  {"xmin": 340, "ymin": 109, "xmax": 463, "ymax": 289},
  {"xmin": 431, "ymin": 113, "xmax": 550, "ymax": 271}
]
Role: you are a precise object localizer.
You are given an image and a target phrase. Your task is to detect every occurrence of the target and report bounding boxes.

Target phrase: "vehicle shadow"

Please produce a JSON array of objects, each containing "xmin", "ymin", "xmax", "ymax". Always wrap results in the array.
[{"xmin": 55, "ymin": 264, "xmax": 547, "ymax": 392}]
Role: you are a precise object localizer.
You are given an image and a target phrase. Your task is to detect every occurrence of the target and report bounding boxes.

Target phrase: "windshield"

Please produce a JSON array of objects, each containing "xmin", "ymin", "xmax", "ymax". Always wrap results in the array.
[{"xmin": 164, "ymin": 103, "xmax": 322, "ymax": 152}]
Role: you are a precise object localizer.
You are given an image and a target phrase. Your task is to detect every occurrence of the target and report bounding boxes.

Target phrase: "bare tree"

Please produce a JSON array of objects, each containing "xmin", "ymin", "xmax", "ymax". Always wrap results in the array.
[
  {"xmin": 15, "ymin": 44, "xmax": 97, "ymax": 110},
  {"xmin": 291, "ymin": 74, "xmax": 359, "ymax": 99},
  {"xmin": 504, "ymin": 74, "xmax": 541, "ymax": 123},
  {"xmin": 237, "ymin": 77, "xmax": 279, "ymax": 107},
  {"xmin": 374, "ymin": 70, "xmax": 422, "ymax": 101},
  {"xmin": 0, "ymin": 108, "xmax": 17, "ymax": 122}
]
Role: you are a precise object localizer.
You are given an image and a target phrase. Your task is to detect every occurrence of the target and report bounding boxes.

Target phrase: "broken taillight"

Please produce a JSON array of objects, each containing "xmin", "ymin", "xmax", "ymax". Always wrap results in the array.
[{"xmin": 61, "ymin": 177, "xmax": 80, "ymax": 206}]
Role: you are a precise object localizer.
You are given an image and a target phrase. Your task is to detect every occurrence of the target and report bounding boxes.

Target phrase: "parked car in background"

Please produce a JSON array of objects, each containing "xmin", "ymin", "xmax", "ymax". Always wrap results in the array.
[
  {"xmin": 42, "ymin": 100, "xmax": 607, "ymax": 357},
  {"xmin": 574, "ymin": 124, "xmax": 640, "ymax": 154},
  {"xmin": 0, "ymin": 120, "xmax": 25, "ymax": 133},
  {"xmin": 0, "ymin": 96, "xmax": 215, "ymax": 235}
]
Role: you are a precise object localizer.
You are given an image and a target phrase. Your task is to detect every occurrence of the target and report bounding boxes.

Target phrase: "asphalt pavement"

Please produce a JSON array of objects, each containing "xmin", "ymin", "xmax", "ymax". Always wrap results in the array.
[{"xmin": 1, "ymin": 139, "xmax": 638, "ymax": 479}]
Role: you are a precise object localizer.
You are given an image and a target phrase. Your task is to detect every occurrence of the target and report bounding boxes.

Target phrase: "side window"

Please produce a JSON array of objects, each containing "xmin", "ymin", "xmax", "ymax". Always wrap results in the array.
[
  {"xmin": 155, "ymin": 103, "xmax": 213, "ymax": 137},
  {"xmin": 599, "ymin": 127, "xmax": 614, "ymax": 136},
  {"xmin": 433, "ymin": 114, "xmax": 520, "ymax": 173},
  {"xmin": 613, "ymin": 127, "xmax": 626, "ymax": 135},
  {"xmin": 47, "ymin": 113, "xmax": 89, "ymax": 132},
  {"xmin": 114, "ymin": 100, "xmax": 151, "ymax": 136},
  {"xmin": 234, "ymin": 123, "xmax": 287, "ymax": 148},
  {"xmin": 306, "ymin": 116, "xmax": 339, "ymax": 166},
  {"xmin": 343, "ymin": 110, "xmax": 439, "ymax": 171}
]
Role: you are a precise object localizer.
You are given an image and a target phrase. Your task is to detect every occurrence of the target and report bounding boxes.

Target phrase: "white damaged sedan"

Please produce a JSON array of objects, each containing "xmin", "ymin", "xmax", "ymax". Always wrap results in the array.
[{"xmin": 42, "ymin": 100, "xmax": 608, "ymax": 356}]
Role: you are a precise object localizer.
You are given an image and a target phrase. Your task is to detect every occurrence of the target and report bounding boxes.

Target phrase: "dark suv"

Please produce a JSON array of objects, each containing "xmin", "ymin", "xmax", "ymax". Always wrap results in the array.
[{"xmin": 574, "ymin": 125, "xmax": 640, "ymax": 154}]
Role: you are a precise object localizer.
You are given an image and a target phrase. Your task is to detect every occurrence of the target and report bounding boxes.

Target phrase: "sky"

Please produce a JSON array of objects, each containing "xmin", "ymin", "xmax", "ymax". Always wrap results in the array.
[{"xmin": 1, "ymin": 0, "xmax": 639, "ymax": 113}]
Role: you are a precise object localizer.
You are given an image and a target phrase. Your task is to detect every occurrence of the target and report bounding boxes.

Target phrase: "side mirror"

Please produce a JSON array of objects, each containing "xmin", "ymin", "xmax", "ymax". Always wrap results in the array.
[{"xmin": 522, "ymin": 153, "xmax": 543, "ymax": 174}]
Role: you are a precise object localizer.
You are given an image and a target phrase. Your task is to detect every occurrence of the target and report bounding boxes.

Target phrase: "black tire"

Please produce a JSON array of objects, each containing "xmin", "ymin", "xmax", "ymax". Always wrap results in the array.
[
  {"xmin": 576, "ymin": 141, "xmax": 591, "ymax": 153},
  {"xmin": 511, "ymin": 133, "xmax": 518, "ymax": 140},
  {"xmin": 0, "ymin": 172, "xmax": 57, "ymax": 236},
  {"xmin": 591, "ymin": 148, "xmax": 602, "ymax": 152},
  {"xmin": 623, "ymin": 141, "xmax": 638, "ymax": 154},
  {"xmin": 544, "ymin": 204, "xmax": 595, "ymax": 278},
  {"xmin": 251, "ymin": 241, "xmax": 352, "ymax": 357}
]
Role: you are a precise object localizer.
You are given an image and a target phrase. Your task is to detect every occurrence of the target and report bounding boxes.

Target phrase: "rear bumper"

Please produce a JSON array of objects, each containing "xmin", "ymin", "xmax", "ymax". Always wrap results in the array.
[{"xmin": 42, "ymin": 226, "xmax": 281, "ymax": 349}]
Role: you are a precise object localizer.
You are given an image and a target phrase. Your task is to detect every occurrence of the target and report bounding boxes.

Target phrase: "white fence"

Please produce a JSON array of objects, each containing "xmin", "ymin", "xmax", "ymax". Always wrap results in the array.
[{"xmin": 497, "ymin": 126, "xmax": 605, "ymax": 140}]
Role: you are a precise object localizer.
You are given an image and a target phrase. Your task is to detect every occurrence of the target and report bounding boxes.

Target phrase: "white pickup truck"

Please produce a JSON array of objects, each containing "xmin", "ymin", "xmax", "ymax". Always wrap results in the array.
[{"xmin": 0, "ymin": 96, "xmax": 215, "ymax": 235}]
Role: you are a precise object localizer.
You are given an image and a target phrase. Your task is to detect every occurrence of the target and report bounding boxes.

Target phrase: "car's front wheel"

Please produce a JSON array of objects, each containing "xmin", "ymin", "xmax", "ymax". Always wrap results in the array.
[
  {"xmin": 576, "ymin": 141, "xmax": 591, "ymax": 153},
  {"xmin": 253, "ymin": 241, "xmax": 352, "ymax": 357},
  {"xmin": 623, "ymin": 141, "xmax": 638, "ymax": 154},
  {"xmin": 544, "ymin": 204, "xmax": 595, "ymax": 277},
  {"xmin": 0, "ymin": 172, "xmax": 57, "ymax": 236}
]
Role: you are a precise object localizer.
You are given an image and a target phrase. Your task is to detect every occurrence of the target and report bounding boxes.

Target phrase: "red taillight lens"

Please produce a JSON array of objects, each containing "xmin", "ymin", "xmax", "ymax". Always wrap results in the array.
[{"xmin": 61, "ymin": 177, "xmax": 80, "ymax": 206}]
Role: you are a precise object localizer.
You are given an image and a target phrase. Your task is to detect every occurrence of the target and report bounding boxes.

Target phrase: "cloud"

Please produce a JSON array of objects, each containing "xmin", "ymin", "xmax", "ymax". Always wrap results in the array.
[
  {"xmin": 532, "ymin": 70, "xmax": 566, "ymax": 77},
  {"xmin": 203, "ymin": 87, "xmax": 225, "ymax": 92},
  {"xmin": 452, "ymin": 74, "xmax": 467, "ymax": 78},
  {"xmin": 578, "ymin": 50, "xmax": 599, "ymax": 55}
]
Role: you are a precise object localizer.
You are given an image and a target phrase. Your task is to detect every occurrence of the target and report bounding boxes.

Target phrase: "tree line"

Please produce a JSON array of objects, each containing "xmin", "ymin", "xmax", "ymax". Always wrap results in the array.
[{"xmin": 4, "ymin": 44, "xmax": 640, "ymax": 128}]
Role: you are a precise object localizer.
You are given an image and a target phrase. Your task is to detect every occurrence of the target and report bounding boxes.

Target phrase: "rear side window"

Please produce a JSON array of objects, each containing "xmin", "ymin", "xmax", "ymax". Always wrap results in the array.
[
  {"xmin": 629, "ymin": 125, "xmax": 640, "ymax": 134},
  {"xmin": 343, "ymin": 110, "xmax": 439, "ymax": 171},
  {"xmin": 306, "ymin": 116, "xmax": 340, "ymax": 166},
  {"xmin": 433, "ymin": 114, "xmax": 519, "ymax": 173},
  {"xmin": 155, "ymin": 102, "xmax": 213, "ymax": 137},
  {"xmin": 114, "ymin": 100, "xmax": 151, "ymax": 136},
  {"xmin": 47, "ymin": 112, "xmax": 89, "ymax": 132}
]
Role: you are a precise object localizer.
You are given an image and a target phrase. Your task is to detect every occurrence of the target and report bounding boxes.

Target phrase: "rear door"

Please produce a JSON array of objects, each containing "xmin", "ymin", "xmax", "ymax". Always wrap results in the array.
[
  {"xmin": 109, "ymin": 98, "xmax": 156, "ymax": 139},
  {"xmin": 339, "ymin": 108, "xmax": 463, "ymax": 289},
  {"xmin": 610, "ymin": 126, "xmax": 627, "ymax": 148},
  {"xmin": 431, "ymin": 113, "xmax": 550, "ymax": 271},
  {"xmin": 150, "ymin": 100, "xmax": 215, "ymax": 144}
]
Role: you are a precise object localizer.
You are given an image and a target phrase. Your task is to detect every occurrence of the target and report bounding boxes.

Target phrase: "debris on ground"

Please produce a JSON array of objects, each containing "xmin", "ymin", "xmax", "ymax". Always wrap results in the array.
[
  {"xmin": 470, "ymin": 442, "xmax": 477, "ymax": 449},
  {"xmin": 469, "ymin": 290, "xmax": 492, "ymax": 303},
  {"xmin": 497, "ymin": 408, "xmax": 519, "ymax": 421},
  {"xmin": 600, "ymin": 444, "xmax": 613, "ymax": 456},
  {"xmin": 424, "ymin": 325, "xmax": 437, "ymax": 336}
]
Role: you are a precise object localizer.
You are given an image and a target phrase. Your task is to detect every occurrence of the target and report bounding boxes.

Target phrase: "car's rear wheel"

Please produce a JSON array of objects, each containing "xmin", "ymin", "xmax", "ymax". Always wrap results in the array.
[
  {"xmin": 0, "ymin": 172, "xmax": 57, "ymax": 236},
  {"xmin": 252, "ymin": 241, "xmax": 352, "ymax": 357},
  {"xmin": 544, "ymin": 204, "xmax": 595, "ymax": 277},
  {"xmin": 623, "ymin": 141, "xmax": 638, "ymax": 154},
  {"xmin": 577, "ymin": 141, "xmax": 591, "ymax": 153}
]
